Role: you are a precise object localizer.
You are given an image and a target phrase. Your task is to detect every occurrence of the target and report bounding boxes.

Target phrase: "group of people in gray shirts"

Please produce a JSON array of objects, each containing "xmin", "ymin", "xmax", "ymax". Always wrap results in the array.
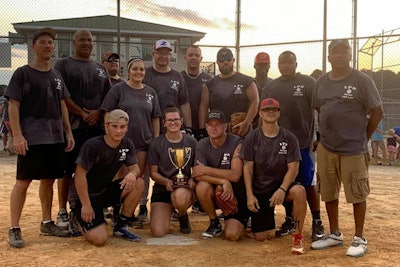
[{"xmin": 6, "ymin": 27, "xmax": 382, "ymax": 258}]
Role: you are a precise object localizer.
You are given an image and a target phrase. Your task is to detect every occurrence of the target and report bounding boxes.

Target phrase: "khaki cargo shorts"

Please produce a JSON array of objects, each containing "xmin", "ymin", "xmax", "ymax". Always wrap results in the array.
[{"xmin": 316, "ymin": 144, "xmax": 370, "ymax": 203}]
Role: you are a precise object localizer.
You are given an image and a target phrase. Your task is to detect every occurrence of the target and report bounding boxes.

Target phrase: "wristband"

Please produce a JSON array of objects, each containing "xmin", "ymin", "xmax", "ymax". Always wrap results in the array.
[
  {"xmin": 316, "ymin": 131, "xmax": 320, "ymax": 141},
  {"xmin": 279, "ymin": 186, "xmax": 287, "ymax": 193}
]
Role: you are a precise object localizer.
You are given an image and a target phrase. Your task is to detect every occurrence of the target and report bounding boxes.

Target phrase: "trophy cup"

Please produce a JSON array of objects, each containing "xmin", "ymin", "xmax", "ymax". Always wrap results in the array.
[{"xmin": 168, "ymin": 147, "xmax": 192, "ymax": 189}]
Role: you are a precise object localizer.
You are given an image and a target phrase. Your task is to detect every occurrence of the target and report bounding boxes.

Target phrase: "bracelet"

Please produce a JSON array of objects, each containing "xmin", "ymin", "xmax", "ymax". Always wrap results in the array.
[
  {"xmin": 129, "ymin": 170, "xmax": 137, "ymax": 177},
  {"xmin": 279, "ymin": 186, "xmax": 287, "ymax": 193}
]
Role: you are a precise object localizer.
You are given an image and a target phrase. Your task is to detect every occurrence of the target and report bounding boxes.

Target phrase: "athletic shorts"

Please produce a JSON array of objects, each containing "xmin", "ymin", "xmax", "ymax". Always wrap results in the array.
[
  {"xmin": 72, "ymin": 179, "xmax": 123, "ymax": 232},
  {"xmin": 16, "ymin": 143, "xmax": 65, "ymax": 180},
  {"xmin": 224, "ymin": 195, "xmax": 250, "ymax": 227},
  {"xmin": 317, "ymin": 144, "xmax": 370, "ymax": 203},
  {"xmin": 251, "ymin": 182, "xmax": 299, "ymax": 233},
  {"xmin": 151, "ymin": 188, "xmax": 172, "ymax": 204},
  {"xmin": 65, "ymin": 127, "xmax": 104, "ymax": 175},
  {"xmin": 296, "ymin": 148, "xmax": 316, "ymax": 187}
]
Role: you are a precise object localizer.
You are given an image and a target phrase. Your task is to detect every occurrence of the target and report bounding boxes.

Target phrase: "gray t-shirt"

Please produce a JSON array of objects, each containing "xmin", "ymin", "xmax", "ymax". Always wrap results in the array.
[
  {"xmin": 6, "ymin": 65, "xmax": 69, "ymax": 145},
  {"xmin": 101, "ymin": 83, "xmax": 162, "ymax": 151},
  {"xmin": 263, "ymin": 73, "xmax": 315, "ymax": 149},
  {"xmin": 241, "ymin": 127, "xmax": 301, "ymax": 196},
  {"xmin": 195, "ymin": 134, "xmax": 246, "ymax": 201},
  {"xmin": 205, "ymin": 72, "xmax": 255, "ymax": 121},
  {"xmin": 313, "ymin": 69, "xmax": 382, "ymax": 155},
  {"xmin": 144, "ymin": 67, "xmax": 189, "ymax": 113},
  {"xmin": 69, "ymin": 136, "xmax": 137, "ymax": 206},
  {"xmin": 55, "ymin": 57, "xmax": 110, "ymax": 130},
  {"xmin": 147, "ymin": 134, "xmax": 197, "ymax": 193},
  {"xmin": 181, "ymin": 71, "xmax": 211, "ymax": 130}
]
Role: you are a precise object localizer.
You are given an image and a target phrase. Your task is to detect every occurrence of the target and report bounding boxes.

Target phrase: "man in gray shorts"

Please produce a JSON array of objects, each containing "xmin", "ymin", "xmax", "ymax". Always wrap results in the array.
[{"xmin": 311, "ymin": 39, "xmax": 383, "ymax": 258}]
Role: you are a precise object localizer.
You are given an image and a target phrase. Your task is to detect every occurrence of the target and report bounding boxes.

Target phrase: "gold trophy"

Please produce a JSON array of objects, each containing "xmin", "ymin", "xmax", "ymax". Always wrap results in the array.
[{"xmin": 168, "ymin": 147, "xmax": 192, "ymax": 189}]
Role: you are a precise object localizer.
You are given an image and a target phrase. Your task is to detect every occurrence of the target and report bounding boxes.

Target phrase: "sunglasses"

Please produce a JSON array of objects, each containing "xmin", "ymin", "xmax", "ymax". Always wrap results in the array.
[
  {"xmin": 217, "ymin": 56, "xmax": 233, "ymax": 62},
  {"xmin": 105, "ymin": 57, "xmax": 119, "ymax": 63}
]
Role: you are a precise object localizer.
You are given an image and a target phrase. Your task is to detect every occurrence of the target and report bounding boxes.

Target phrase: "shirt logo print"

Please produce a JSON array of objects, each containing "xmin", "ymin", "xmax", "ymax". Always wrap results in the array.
[
  {"xmin": 279, "ymin": 142, "xmax": 288, "ymax": 155},
  {"xmin": 342, "ymin": 85, "xmax": 356, "ymax": 99}
]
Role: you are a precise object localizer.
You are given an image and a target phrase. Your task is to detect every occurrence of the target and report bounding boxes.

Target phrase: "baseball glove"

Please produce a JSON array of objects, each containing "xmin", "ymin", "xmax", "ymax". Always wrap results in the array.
[
  {"xmin": 215, "ymin": 190, "xmax": 238, "ymax": 216},
  {"xmin": 229, "ymin": 112, "xmax": 248, "ymax": 135}
]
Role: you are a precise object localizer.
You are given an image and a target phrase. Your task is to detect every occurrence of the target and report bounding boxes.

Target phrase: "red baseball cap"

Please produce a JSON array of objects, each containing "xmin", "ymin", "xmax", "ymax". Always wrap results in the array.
[
  {"xmin": 259, "ymin": 98, "xmax": 280, "ymax": 110},
  {"xmin": 254, "ymin": 52, "xmax": 270, "ymax": 64}
]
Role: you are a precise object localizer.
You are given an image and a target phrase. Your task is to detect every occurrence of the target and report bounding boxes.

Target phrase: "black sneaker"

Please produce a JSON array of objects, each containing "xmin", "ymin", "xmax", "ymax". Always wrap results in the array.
[
  {"xmin": 68, "ymin": 211, "xmax": 82, "ymax": 237},
  {"xmin": 312, "ymin": 219, "xmax": 325, "ymax": 241},
  {"xmin": 171, "ymin": 209, "xmax": 179, "ymax": 221},
  {"xmin": 202, "ymin": 219, "xmax": 222, "ymax": 238},
  {"xmin": 40, "ymin": 221, "xmax": 70, "ymax": 237},
  {"xmin": 275, "ymin": 217, "xmax": 295, "ymax": 237},
  {"xmin": 179, "ymin": 213, "xmax": 192, "ymax": 234},
  {"xmin": 113, "ymin": 225, "xmax": 141, "ymax": 242},
  {"xmin": 8, "ymin": 227, "xmax": 24, "ymax": 248},
  {"xmin": 191, "ymin": 201, "xmax": 207, "ymax": 215},
  {"xmin": 137, "ymin": 205, "xmax": 148, "ymax": 222},
  {"xmin": 127, "ymin": 216, "xmax": 143, "ymax": 229},
  {"xmin": 56, "ymin": 208, "xmax": 69, "ymax": 230}
]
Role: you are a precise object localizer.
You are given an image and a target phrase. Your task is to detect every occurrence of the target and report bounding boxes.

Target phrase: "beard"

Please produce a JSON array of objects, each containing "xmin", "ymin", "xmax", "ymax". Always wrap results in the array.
[{"xmin": 220, "ymin": 64, "xmax": 234, "ymax": 75}]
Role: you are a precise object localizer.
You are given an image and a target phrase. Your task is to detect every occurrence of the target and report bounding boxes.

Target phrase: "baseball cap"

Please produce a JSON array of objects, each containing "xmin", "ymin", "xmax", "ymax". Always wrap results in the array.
[
  {"xmin": 153, "ymin": 39, "xmax": 172, "ymax": 52},
  {"xmin": 217, "ymin": 47, "xmax": 234, "ymax": 62},
  {"xmin": 254, "ymin": 52, "xmax": 270, "ymax": 64},
  {"xmin": 102, "ymin": 51, "xmax": 120, "ymax": 61},
  {"xmin": 259, "ymin": 98, "xmax": 280, "ymax": 111},
  {"xmin": 206, "ymin": 110, "xmax": 227, "ymax": 123},
  {"xmin": 32, "ymin": 27, "xmax": 56, "ymax": 43},
  {"xmin": 328, "ymin": 39, "xmax": 350, "ymax": 52},
  {"xmin": 105, "ymin": 109, "xmax": 129, "ymax": 123}
]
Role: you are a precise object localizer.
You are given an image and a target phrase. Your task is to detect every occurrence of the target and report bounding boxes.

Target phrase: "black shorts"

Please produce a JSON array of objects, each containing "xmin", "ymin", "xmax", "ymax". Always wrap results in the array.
[
  {"xmin": 251, "ymin": 182, "xmax": 299, "ymax": 233},
  {"xmin": 72, "ymin": 179, "xmax": 123, "ymax": 232},
  {"xmin": 224, "ymin": 196, "xmax": 250, "ymax": 227},
  {"xmin": 16, "ymin": 143, "xmax": 65, "ymax": 180},
  {"xmin": 65, "ymin": 127, "xmax": 104, "ymax": 175},
  {"xmin": 151, "ymin": 190, "xmax": 172, "ymax": 204}
]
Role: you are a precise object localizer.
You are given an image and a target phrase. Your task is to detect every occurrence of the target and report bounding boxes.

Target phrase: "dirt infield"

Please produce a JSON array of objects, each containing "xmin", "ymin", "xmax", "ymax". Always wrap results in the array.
[{"xmin": 0, "ymin": 154, "xmax": 399, "ymax": 267}]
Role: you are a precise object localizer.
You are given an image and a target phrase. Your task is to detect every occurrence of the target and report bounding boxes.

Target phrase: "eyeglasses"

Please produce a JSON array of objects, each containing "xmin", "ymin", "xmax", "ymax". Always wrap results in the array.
[
  {"xmin": 105, "ymin": 57, "xmax": 119, "ymax": 63},
  {"xmin": 217, "ymin": 56, "xmax": 233, "ymax": 62},
  {"xmin": 165, "ymin": 118, "xmax": 182, "ymax": 123}
]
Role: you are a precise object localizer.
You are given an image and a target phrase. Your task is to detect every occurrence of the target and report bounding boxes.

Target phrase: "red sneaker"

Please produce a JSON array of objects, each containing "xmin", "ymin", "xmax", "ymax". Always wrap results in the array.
[{"xmin": 291, "ymin": 233, "xmax": 305, "ymax": 255}]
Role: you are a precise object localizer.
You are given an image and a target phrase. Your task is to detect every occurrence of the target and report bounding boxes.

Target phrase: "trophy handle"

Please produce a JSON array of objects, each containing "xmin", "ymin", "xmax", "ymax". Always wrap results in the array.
[
  {"xmin": 181, "ymin": 147, "xmax": 192, "ymax": 169},
  {"xmin": 168, "ymin": 148, "xmax": 179, "ymax": 169}
]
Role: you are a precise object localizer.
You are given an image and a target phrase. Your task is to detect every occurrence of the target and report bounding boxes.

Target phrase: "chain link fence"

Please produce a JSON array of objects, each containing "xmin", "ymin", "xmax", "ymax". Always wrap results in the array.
[{"xmin": 1, "ymin": 0, "xmax": 400, "ymax": 129}]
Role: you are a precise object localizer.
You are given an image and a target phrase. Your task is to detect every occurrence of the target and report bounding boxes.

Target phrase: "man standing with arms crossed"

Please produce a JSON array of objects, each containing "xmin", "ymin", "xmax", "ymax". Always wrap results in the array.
[
  {"xmin": 311, "ymin": 39, "xmax": 383, "ymax": 257},
  {"xmin": 7, "ymin": 28, "xmax": 74, "ymax": 248},
  {"xmin": 262, "ymin": 50, "xmax": 324, "ymax": 241},
  {"xmin": 55, "ymin": 29, "xmax": 111, "ymax": 229}
]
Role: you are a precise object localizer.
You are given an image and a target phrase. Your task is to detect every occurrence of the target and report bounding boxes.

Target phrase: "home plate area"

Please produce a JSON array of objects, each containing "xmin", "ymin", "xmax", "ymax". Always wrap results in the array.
[{"xmin": 146, "ymin": 234, "xmax": 199, "ymax": 246}]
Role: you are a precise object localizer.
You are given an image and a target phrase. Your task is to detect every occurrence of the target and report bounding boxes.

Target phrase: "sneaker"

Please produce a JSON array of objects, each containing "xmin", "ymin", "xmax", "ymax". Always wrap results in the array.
[
  {"xmin": 311, "ymin": 232, "xmax": 344, "ymax": 250},
  {"xmin": 137, "ymin": 205, "xmax": 148, "ymax": 222},
  {"xmin": 311, "ymin": 219, "xmax": 324, "ymax": 241},
  {"xmin": 346, "ymin": 236, "xmax": 368, "ymax": 257},
  {"xmin": 68, "ymin": 211, "xmax": 82, "ymax": 237},
  {"xmin": 56, "ymin": 208, "xmax": 69, "ymax": 230},
  {"xmin": 179, "ymin": 213, "xmax": 192, "ymax": 234},
  {"xmin": 171, "ymin": 209, "xmax": 179, "ymax": 221},
  {"xmin": 103, "ymin": 207, "xmax": 113, "ymax": 219},
  {"xmin": 113, "ymin": 225, "xmax": 141, "ymax": 242},
  {"xmin": 40, "ymin": 221, "xmax": 70, "ymax": 237},
  {"xmin": 8, "ymin": 227, "xmax": 25, "ymax": 248},
  {"xmin": 291, "ymin": 233, "xmax": 305, "ymax": 255},
  {"xmin": 202, "ymin": 219, "xmax": 222, "ymax": 238},
  {"xmin": 191, "ymin": 201, "xmax": 207, "ymax": 215},
  {"xmin": 127, "ymin": 216, "xmax": 143, "ymax": 229},
  {"xmin": 275, "ymin": 217, "xmax": 295, "ymax": 237}
]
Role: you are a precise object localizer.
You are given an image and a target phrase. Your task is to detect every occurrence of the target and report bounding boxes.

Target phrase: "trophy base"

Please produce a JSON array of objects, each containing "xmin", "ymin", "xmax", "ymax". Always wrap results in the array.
[{"xmin": 172, "ymin": 176, "xmax": 190, "ymax": 189}]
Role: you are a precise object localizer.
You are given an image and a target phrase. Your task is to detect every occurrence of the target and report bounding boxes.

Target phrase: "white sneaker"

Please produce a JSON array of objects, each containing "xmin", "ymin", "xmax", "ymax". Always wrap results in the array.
[
  {"xmin": 311, "ymin": 232, "xmax": 344, "ymax": 250},
  {"xmin": 346, "ymin": 236, "xmax": 368, "ymax": 257}
]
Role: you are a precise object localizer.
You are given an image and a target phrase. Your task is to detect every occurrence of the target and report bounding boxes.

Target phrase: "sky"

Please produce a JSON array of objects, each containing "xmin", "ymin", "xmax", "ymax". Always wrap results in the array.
[{"xmin": 1, "ymin": 0, "xmax": 400, "ymax": 84}]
